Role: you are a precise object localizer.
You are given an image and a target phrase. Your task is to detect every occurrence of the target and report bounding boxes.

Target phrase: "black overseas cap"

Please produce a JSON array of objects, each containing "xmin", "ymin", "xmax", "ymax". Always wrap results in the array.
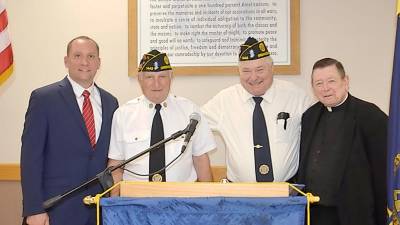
[
  {"xmin": 239, "ymin": 37, "xmax": 270, "ymax": 61},
  {"xmin": 138, "ymin": 50, "xmax": 172, "ymax": 72}
]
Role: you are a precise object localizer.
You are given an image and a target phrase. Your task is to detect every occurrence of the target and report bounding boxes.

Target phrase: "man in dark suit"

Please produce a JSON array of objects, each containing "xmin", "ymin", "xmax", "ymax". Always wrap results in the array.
[
  {"xmin": 20, "ymin": 36, "xmax": 118, "ymax": 225},
  {"xmin": 297, "ymin": 58, "xmax": 387, "ymax": 225}
]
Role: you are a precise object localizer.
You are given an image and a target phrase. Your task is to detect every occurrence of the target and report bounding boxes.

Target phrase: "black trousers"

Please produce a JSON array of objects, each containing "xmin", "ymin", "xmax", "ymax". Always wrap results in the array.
[{"xmin": 310, "ymin": 205, "xmax": 340, "ymax": 225}]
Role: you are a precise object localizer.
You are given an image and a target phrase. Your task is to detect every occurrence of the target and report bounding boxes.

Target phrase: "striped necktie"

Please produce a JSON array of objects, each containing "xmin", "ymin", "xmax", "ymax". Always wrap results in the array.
[{"xmin": 82, "ymin": 90, "xmax": 96, "ymax": 149}]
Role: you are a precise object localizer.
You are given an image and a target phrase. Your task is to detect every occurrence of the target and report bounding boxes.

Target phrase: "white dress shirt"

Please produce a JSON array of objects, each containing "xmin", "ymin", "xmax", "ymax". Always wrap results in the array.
[
  {"xmin": 108, "ymin": 94, "xmax": 216, "ymax": 182},
  {"xmin": 67, "ymin": 75, "xmax": 102, "ymax": 141},
  {"xmin": 202, "ymin": 79, "xmax": 312, "ymax": 182}
]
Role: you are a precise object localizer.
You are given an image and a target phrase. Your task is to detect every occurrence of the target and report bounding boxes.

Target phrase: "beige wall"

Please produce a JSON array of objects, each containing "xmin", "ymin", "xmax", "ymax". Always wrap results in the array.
[
  {"xmin": 0, "ymin": 1, "xmax": 396, "ymax": 224},
  {"xmin": 0, "ymin": 0, "xmax": 396, "ymax": 166}
]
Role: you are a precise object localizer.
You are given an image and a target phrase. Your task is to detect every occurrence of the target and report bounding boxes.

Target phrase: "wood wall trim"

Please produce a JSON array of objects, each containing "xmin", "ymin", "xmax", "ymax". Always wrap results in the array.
[
  {"xmin": 211, "ymin": 165, "xmax": 227, "ymax": 182},
  {"xmin": 0, "ymin": 164, "xmax": 226, "ymax": 182},
  {"xmin": 0, "ymin": 164, "xmax": 20, "ymax": 181}
]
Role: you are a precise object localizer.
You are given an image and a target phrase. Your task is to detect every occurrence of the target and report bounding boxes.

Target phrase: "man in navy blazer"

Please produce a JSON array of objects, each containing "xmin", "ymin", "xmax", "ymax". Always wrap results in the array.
[{"xmin": 20, "ymin": 36, "xmax": 118, "ymax": 225}]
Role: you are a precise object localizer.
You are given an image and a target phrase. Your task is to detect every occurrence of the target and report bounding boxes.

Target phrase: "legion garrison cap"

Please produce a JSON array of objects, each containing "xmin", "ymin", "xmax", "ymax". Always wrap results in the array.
[
  {"xmin": 138, "ymin": 49, "xmax": 172, "ymax": 72},
  {"xmin": 239, "ymin": 37, "xmax": 270, "ymax": 61}
]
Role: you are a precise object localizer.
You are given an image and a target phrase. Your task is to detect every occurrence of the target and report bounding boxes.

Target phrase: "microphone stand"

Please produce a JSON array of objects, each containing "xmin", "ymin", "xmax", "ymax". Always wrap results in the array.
[{"xmin": 43, "ymin": 129, "xmax": 187, "ymax": 210}]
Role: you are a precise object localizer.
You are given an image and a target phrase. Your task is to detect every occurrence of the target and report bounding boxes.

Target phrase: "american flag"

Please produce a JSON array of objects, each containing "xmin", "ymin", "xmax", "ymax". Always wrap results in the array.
[{"xmin": 0, "ymin": 1, "xmax": 13, "ymax": 85}]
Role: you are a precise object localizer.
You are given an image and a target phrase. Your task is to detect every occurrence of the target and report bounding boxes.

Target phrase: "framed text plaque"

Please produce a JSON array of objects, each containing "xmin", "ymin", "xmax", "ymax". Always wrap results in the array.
[{"xmin": 129, "ymin": 0, "xmax": 300, "ymax": 75}]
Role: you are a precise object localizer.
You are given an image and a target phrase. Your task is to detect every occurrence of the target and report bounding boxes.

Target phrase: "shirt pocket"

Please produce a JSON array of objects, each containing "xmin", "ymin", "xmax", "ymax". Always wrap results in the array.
[
  {"xmin": 165, "ymin": 134, "xmax": 187, "ymax": 155},
  {"xmin": 275, "ymin": 116, "xmax": 301, "ymax": 143},
  {"xmin": 120, "ymin": 131, "xmax": 151, "ymax": 158}
]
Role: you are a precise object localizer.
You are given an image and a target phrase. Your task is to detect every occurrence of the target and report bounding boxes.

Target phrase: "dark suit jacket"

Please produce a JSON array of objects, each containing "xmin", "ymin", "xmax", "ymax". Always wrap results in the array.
[
  {"xmin": 21, "ymin": 77, "xmax": 118, "ymax": 225},
  {"xmin": 297, "ymin": 94, "xmax": 387, "ymax": 225}
]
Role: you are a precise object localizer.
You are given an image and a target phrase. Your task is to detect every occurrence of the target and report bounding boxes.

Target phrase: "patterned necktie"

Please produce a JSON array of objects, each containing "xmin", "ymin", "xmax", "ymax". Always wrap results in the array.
[
  {"xmin": 149, "ymin": 104, "xmax": 166, "ymax": 182},
  {"xmin": 252, "ymin": 97, "xmax": 274, "ymax": 181},
  {"xmin": 82, "ymin": 90, "xmax": 96, "ymax": 149}
]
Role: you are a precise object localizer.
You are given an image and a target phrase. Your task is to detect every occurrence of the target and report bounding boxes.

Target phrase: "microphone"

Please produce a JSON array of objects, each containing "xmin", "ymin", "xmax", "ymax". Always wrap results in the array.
[{"xmin": 181, "ymin": 112, "xmax": 201, "ymax": 153}]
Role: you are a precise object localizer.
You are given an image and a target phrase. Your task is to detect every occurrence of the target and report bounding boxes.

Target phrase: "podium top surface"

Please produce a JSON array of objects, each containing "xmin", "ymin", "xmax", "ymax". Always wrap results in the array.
[{"xmin": 119, "ymin": 181, "xmax": 290, "ymax": 197}]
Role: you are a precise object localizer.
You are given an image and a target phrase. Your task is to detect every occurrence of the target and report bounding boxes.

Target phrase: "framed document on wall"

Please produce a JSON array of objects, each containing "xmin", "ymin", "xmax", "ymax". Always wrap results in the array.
[{"xmin": 129, "ymin": 0, "xmax": 300, "ymax": 76}]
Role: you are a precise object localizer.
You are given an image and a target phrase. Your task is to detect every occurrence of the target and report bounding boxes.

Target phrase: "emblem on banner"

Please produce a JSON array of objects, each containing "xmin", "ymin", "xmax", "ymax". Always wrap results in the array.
[{"xmin": 388, "ymin": 154, "xmax": 400, "ymax": 225}]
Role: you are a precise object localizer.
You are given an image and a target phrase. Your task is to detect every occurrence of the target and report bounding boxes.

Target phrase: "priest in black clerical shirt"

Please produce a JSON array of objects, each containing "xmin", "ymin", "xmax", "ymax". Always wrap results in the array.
[{"xmin": 296, "ymin": 58, "xmax": 387, "ymax": 225}]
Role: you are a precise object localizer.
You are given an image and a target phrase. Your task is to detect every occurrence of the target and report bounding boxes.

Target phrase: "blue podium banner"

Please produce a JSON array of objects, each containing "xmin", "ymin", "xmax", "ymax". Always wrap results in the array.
[{"xmin": 101, "ymin": 196, "xmax": 307, "ymax": 225}]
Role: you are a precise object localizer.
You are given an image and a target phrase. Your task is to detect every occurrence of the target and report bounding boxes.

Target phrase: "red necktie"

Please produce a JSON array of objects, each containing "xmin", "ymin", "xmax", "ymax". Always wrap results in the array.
[{"xmin": 82, "ymin": 90, "xmax": 96, "ymax": 149}]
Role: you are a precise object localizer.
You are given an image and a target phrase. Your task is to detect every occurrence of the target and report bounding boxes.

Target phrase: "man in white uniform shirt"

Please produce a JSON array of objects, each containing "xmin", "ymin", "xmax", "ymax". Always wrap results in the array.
[
  {"xmin": 202, "ymin": 37, "xmax": 311, "ymax": 182},
  {"xmin": 108, "ymin": 50, "xmax": 216, "ymax": 195}
]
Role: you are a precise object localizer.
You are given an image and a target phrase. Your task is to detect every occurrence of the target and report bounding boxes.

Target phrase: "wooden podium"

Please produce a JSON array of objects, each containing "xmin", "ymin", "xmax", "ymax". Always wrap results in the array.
[
  {"xmin": 119, "ymin": 181, "xmax": 291, "ymax": 198},
  {"xmin": 97, "ymin": 181, "xmax": 312, "ymax": 225},
  {"xmin": 97, "ymin": 181, "xmax": 310, "ymax": 225}
]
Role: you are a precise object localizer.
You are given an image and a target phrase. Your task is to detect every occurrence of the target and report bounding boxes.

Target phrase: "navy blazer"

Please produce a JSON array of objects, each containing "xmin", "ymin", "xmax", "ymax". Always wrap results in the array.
[{"xmin": 21, "ymin": 77, "xmax": 118, "ymax": 225}]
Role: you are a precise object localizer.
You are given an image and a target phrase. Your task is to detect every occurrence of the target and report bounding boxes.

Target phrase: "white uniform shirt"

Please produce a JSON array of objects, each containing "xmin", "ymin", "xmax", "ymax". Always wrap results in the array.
[
  {"xmin": 67, "ymin": 75, "xmax": 102, "ymax": 141},
  {"xmin": 108, "ymin": 94, "xmax": 216, "ymax": 182},
  {"xmin": 202, "ymin": 79, "xmax": 312, "ymax": 182}
]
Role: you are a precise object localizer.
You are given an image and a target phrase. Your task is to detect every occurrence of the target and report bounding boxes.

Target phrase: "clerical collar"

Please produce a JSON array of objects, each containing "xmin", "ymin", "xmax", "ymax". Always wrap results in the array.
[{"xmin": 326, "ymin": 93, "xmax": 349, "ymax": 112}]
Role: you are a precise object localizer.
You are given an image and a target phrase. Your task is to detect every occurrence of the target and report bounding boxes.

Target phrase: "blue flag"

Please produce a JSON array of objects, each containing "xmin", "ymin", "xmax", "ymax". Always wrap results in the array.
[
  {"xmin": 101, "ymin": 197, "xmax": 307, "ymax": 225},
  {"xmin": 387, "ymin": 2, "xmax": 400, "ymax": 223}
]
